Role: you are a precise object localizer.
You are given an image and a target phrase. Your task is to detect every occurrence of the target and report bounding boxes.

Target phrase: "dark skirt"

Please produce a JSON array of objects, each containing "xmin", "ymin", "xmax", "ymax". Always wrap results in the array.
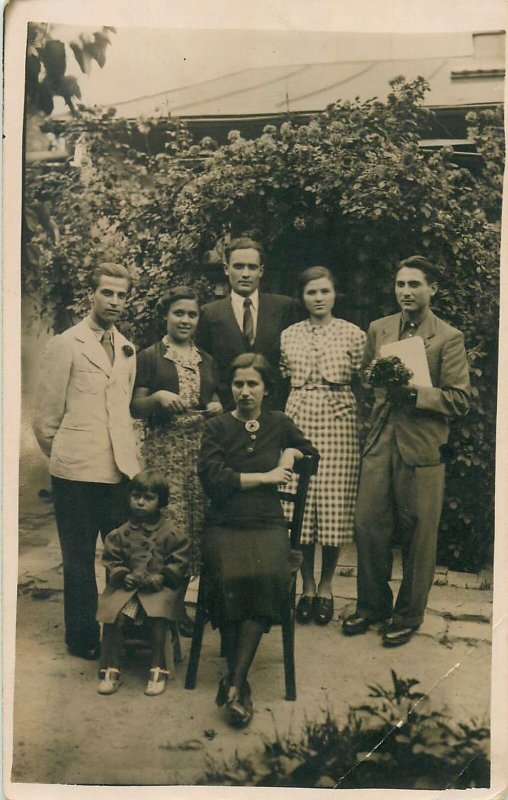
[{"xmin": 203, "ymin": 522, "xmax": 291, "ymax": 630}]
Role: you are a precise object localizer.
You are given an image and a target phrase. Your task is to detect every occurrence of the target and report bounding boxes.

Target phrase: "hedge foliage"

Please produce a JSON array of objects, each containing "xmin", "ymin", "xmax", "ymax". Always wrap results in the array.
[{"xmin": 23, "ymin": 77, "xmax": 502, "ymax": 570}]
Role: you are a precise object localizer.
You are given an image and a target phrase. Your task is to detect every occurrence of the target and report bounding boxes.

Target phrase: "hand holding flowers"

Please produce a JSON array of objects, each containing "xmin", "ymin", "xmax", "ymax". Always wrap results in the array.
[{"xmin": 365, "ymin": 356, "xmax": 416, "ymax": 406}]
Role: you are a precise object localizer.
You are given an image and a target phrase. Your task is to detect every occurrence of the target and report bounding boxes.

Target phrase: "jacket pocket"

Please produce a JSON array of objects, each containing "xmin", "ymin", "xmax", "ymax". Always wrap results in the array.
[{"xmin": 74, "ymin": 368, "xmax": 103, "ymax": 394}]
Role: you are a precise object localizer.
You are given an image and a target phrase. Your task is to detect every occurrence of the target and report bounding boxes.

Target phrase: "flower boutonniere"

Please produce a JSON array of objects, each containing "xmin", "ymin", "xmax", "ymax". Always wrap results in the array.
[{"xmin": 122, "ymin": 344, "xmax": 135, "ymax": 358}]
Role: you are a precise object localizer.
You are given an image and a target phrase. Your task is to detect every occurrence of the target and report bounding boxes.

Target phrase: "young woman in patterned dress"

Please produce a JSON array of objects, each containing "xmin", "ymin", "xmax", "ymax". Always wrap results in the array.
[
  {"xmin": 280, "ymin": 267, "xmax": 366, "ymax": 626},
  {"xmin": 130, "ymin": 287, "xmax": 222, "ymax": 635}
]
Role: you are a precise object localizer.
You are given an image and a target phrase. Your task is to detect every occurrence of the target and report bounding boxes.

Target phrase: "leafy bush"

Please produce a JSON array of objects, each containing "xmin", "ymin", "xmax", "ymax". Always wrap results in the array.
[
  {"xmin": 197, "ymin": 671, "xmax": 490, "ymax": 789},
  {"xmin": 22, "ymin": 78, "xmax": 501, "ymax": 570}
]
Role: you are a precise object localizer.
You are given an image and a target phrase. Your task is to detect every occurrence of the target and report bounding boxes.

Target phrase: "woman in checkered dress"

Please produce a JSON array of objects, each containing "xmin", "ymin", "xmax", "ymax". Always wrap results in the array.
[{"xmin": 280, "ymin": 267, "xmax": 366, "ymax": 626}]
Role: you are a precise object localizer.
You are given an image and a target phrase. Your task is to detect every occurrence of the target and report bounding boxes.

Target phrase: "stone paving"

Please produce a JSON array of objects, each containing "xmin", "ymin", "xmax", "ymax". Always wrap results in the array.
[{"xmin": 11, "ymin": 509, "xmax": 494, "ymax": 787}]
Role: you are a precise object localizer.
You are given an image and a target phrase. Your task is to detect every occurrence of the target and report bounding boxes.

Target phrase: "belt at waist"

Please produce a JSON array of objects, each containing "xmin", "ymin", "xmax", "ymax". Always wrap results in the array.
[{"xmin": 292, "ymin": 383, "xmax": 350, "ymax": 391}]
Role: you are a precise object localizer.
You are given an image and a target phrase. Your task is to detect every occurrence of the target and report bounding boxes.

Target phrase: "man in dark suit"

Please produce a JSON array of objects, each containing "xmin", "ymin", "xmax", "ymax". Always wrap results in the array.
[
  {"xmin": 195, "ymin": 237, "xmax": 294, "ymax": 409},
  {"xmin": 342, "ymin": 256, "xmax": 471, "ymax": 646}
]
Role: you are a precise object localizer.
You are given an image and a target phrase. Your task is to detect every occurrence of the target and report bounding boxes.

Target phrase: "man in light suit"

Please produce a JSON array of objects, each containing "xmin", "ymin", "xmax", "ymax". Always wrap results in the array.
[
  {"xmin": 33, "ymin": 263, "xmax": 139, "ymax": 659},
  {"xmin": 342, "ymin": 256, "xmax": 471, "ymax": 646},
  {"xmin": 195, "ymin": 237, "xmax": 295, "ymax": 409}
]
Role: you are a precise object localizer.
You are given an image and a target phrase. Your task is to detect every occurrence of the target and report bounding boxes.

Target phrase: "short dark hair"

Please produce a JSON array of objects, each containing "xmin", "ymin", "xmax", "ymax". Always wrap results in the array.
[
  {"xmin": 128, "ymin": 470, "xmax": 170, "ymax": 508},
  {"xmin": 89, "ymin": 262, "xmax": 133, "ymax": 291},
  {"xmin": 396, "ymin": 255, "xmax": 442, "ymax": 285},
  {"xmin": 296, "ymin": 265, "xmax": 342, "ymax": 312},
  {"xmin": 297, "ymin": 265, "xmax": 336, "ymax": 297},
  {"xmin": 156, "ymin": 285, "xmax": 200, "ymax": 318},
  {"xmin": 225, "ymin": 237, "xmax": 264, "ymax": 264},
  {"xmin": 228, "ymin": 352, "xmax": 274, "ymax": 394}
]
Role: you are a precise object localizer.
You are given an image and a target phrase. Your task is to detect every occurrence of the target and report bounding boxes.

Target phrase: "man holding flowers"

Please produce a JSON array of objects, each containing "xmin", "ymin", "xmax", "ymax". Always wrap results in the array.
[{"xmin": 343, "ymin": 256, "xmax": 471, "ymax": 646}]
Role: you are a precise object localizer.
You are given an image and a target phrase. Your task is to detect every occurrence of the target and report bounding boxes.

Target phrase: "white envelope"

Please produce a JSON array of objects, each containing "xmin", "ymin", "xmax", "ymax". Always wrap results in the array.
[{"xmin": 379, "ymin": 336, "xmax": 432, "ymax": 387}]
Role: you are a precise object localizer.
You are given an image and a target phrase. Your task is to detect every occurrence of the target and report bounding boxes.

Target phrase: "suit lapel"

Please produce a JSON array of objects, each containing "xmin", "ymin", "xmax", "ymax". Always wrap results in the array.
[
  {"xmin": 254, "ymin": 294, "xmax": 274, "ymax": 350},
  {"xmin": 378, "ymin": 314, "xmax": 401, "ymax": 349},
  {"xmin": 222, "ymin": 297, "xmax": 247, "ymax": 349},
  {"xmin": 415, "ymin": 310, "xmax": 437, "ymax": 348},
  {"xmin": 74, "ymin": 319, "xmax": 112, "ymax": 376},
  {"xmin": 110, "ymin": 326, "xmax": 124, "ymax": 377}
]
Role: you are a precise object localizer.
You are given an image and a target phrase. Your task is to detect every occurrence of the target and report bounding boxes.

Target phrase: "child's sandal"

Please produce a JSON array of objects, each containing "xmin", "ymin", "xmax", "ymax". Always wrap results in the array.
[
  {"xmin": 145, "ymin": 667, "xmax": 169, "ymax": 696},
  {"xmin": 97, "ymin": 668, "xmax": 122, "ymax": 695}
]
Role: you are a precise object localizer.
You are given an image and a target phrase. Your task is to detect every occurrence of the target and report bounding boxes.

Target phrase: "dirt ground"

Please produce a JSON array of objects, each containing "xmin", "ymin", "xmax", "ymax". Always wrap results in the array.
[{"xmin": 9, "ymin": 516, "xmax": 493, "ymax": 788}]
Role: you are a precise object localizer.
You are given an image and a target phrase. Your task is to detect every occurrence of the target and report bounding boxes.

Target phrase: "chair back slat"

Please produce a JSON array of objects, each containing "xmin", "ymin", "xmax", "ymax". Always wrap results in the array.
[{"xmin": 278, "ymin": 454, "xmax": 319, "ymax": 550}]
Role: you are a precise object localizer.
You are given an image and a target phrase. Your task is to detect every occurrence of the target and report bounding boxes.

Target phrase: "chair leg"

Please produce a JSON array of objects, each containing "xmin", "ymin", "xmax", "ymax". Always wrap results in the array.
[
  {"xmin": 164, "ymin": 623, "xmax": 176, "ymax": 680},
  {"xmin": 281, "ymin": 601, "xmax": 296, "ymax": 701},
  {"xmin": 184, "ymin": 581, "xmax": 207, "ymax": 690},
  {"xmin": 171, "ymin": 622, "xmax": 183, "ymax": 663}
]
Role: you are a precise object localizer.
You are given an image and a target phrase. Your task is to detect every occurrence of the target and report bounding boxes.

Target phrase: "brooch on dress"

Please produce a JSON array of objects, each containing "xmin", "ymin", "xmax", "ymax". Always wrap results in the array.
[
  {"xmin": 244, "ymin": 419, "xmax": 260, "ymax": 433},
  {"xmin": 244, "ymin": 418, "xmax": 259, "ymax": 454}
]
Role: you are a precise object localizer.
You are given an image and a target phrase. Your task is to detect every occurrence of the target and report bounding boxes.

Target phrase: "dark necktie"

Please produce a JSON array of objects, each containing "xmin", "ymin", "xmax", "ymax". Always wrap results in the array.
[
  {"xmin": 243, "ymin": 298, "xmax": 254, "ymax": 346},
  {"xmin": 101, "ymin": 329, "xmax": 115, "ymax": 365}
]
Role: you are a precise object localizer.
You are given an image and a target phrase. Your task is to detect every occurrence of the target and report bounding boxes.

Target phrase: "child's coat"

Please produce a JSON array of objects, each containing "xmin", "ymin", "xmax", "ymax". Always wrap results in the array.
[{"xmin": 97, "ymin": 516, "xmax": 189, "ymax": 623}]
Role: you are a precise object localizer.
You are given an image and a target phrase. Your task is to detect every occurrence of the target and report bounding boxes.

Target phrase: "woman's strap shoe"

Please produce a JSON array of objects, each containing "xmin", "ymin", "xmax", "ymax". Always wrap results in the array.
[
  {"xmin": 295, "ymin": 595, "xmax": 315, "ymax": 624},
  {"xmin": 97, "ymin": 668, "xmax": 122, "ymax": 695},
  {"xmin": 314, "ymin": 596, "xmax": 334, "ymax": 625},
  {"xmin": 145, "ymin": 667, "xmax": 169, "ymax": 695}
]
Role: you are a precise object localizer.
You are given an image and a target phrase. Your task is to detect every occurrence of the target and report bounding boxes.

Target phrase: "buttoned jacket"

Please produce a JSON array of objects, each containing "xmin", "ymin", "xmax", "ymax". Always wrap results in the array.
[
  {"xmin": 280, "ymin": 318, "xmax": 366, "ymax": 388},
  {"xmin": 32, "ymin": 318, "xmax": 140, "ymax": 482},
  {"xmin": 97, "ymin": 516, "xmax": 189, "ymax": 622},
  {"xmin": 195, "ymin": 292, "xmax": 295, "ymax": 408},
  {"xmin": 362, "ymin": 311, "xmax": 471, "ymax": 466}
]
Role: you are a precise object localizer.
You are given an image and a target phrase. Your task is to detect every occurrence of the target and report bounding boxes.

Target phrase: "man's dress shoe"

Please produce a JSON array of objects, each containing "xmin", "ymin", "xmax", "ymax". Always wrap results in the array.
[
  {"xmin": 341, "ymin": 614, "xmax": 374, "ymax": 635},
  {"xmin": 382, "ymin": 623, "xmax": 418, "ymax": 647},
  {"xmin": 68, "ymin": 645, "xmax": 100, "ymax": 660}
]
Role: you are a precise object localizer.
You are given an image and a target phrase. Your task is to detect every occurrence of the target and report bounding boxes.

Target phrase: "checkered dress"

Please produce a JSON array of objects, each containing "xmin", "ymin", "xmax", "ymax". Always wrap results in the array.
[{"xmin": 281, "ymin": 319, "xmax": 366, "ymax": 547}]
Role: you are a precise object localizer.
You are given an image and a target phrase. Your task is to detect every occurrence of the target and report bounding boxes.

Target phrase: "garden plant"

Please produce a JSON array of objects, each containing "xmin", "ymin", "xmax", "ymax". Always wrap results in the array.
[{"xmin": 22, "ymin": 77, "xmax": 502, "ymax": 572}]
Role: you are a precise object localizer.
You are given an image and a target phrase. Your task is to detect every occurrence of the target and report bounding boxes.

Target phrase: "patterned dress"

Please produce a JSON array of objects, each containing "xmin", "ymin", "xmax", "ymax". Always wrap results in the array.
[
  {"xmin": 137, "ymin": 338, "xmax": 206, "ymax": 576},
  {"xmin": 280, "ymin": 318, "xmax": 366, "ymax": 547}
]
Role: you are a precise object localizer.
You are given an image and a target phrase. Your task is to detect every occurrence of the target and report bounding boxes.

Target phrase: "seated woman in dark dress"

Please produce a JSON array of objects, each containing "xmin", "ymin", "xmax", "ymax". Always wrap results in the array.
[{"xmin": 198, "ymin": 353, "xmax": 318, "ymax": 728}]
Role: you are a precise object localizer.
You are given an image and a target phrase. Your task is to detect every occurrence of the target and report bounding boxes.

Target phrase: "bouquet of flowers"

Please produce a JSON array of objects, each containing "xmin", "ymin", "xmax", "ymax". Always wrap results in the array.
[{"xmin": 364, "ymin": 356, "xmax": 413, "ymax": 389}]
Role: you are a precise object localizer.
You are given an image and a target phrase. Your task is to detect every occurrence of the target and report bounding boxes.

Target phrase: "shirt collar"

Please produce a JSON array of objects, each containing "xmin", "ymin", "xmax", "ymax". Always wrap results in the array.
[
  {"xmin": 231, "ymin": 289, "xmax": 259, "ymax": 313},
  {"xmin": 128, "ymin": 514, "xmax": 164, "ymax": 533},
  {"xmin": 400, "ymin": 308, "xmax": 429, "ymax": 332},
  {"xmin": 87, "ymin": 315, "xmax": 115, "ymax": 342}
]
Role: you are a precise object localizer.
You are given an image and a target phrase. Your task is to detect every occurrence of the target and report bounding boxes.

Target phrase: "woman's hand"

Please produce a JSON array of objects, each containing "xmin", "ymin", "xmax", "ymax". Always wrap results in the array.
[
  {"xmin": 124, "ymin": 573, "xmax": 138, "ymax": 590},
  {"xmin": 144, "ymin": 574, "xmax": 164, "ymax": 592},
  {"xmin": 264, "ymin": 465, "xmax": 293, "ymax": 485},
  {"xmin": 204, "ymin": 401, "xmax": 223, "ymax": 417},
  {"xmin": 278, "ymin": 447, "xmax": 304, "ymax": 471},
  {"xmin": 154, "ymin": 390, "xmax": 187, "ymax": 413}
]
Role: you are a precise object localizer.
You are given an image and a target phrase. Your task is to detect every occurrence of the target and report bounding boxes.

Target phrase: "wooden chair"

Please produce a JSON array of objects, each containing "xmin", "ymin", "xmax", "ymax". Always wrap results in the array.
[
  {"xmin": 184, "ymin": 453, "xmax": 319, "ymax": 700},
  {"xmin": 123, "ymin": 619, "xmax": 183, "ymax": 678},
  {"xmin": 122, "ymin": 585, "xmax": 185, "ymax": 678}
]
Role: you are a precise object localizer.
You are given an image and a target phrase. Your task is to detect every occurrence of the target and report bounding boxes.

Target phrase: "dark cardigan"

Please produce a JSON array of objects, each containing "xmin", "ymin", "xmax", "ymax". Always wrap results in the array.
[{"xmin": 134, "ymin": 340, "xmax": 219, "ymax": 426}]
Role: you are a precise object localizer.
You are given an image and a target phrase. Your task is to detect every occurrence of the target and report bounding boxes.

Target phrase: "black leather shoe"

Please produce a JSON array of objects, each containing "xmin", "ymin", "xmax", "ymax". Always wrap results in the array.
[
  {"xmin": 314, "ymin": 597, "xmax": 334, "ymax": 625},
  {"xmin": 295, "ymin": 595, "xmax": 315, "ymax": 624},
  {"xmin": 68, "ymin": 645, "xmax": 100, "ymax": 660},
  {"xmin": 215, "ymin": 675, "xmax": 230, "ymax": 707},
  {"xmin": 382, "ymin": 623, "xmax": 418, "ymax": 647},
  {"xmin": 341, "ymin": 614, "xmax": 374, "ymax": 636},
  {"xmin": 226, "ymin": 682, "xmax": 253, "ymax": 728}
]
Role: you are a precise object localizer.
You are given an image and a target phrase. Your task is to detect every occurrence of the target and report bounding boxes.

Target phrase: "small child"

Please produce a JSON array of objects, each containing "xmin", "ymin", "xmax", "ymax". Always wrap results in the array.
[{"xmin": 96, "ymin": 470, "xmax": 189, "ymax": 696}]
